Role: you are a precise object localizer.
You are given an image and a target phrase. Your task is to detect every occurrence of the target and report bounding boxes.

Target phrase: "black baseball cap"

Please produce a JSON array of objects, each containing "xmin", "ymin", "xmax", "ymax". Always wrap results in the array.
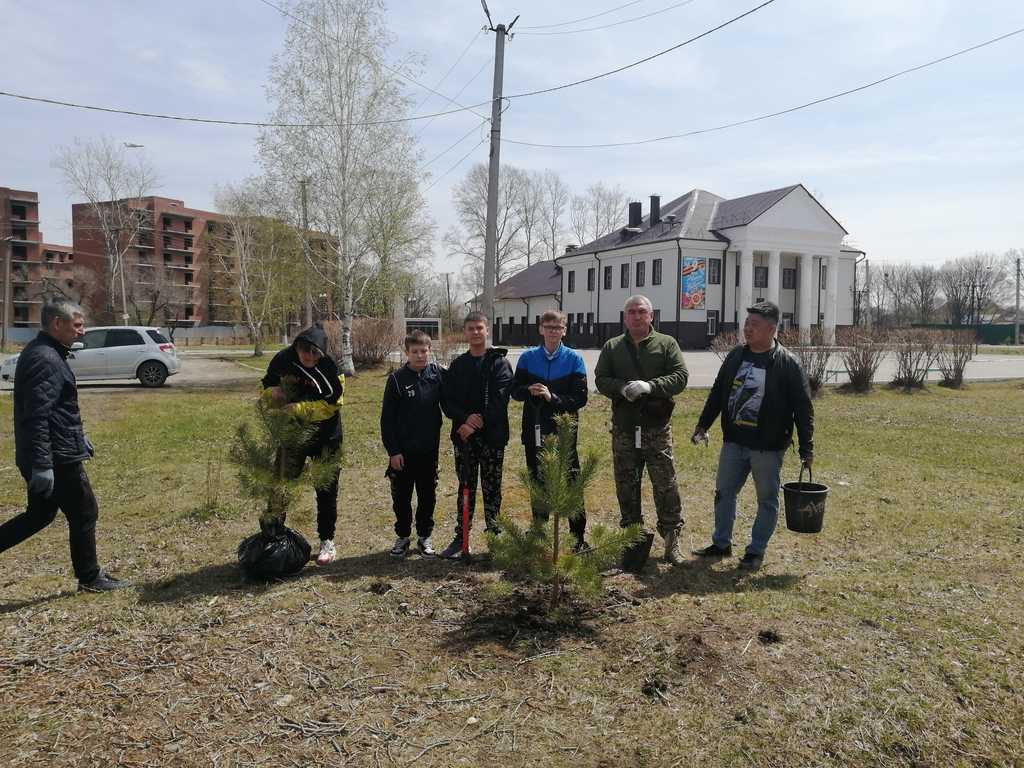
[{"xmin": 746, "ymin": 300, "xmax": 780, "ymax": 323}]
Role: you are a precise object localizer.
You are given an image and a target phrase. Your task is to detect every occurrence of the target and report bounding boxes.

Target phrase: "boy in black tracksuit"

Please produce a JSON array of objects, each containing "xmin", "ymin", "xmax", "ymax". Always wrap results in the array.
[
  {"xmin": 380, "ymin": 330, "xmax": 445, "ymax": 558},
  {"xmin": 439, "ymin": 312, "xmax": 513, "ymax": 559},
  {"xmin": 261, "ymin": 324, "xmax": 345, "ymax": 565},
  {"xmin": 511, "ymin": 310, "xmax": 590, "ymax": 549}
]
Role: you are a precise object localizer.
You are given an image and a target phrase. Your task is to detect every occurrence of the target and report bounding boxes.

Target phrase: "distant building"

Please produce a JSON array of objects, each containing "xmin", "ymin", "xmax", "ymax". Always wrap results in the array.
[
  {"xmin": 482, "ymin": 261, "xmax": 562, "ymax": 346},
  {"xmin": 558, "ymin": 184, "xmax": 860, "ymax": 348},
  {"xmin": 72, "ymin": 196, "xmax": 227, "ymax": 326},
  {"xmin": 1, "ymin": 187, "xmax": 76, "ymax": 327}
]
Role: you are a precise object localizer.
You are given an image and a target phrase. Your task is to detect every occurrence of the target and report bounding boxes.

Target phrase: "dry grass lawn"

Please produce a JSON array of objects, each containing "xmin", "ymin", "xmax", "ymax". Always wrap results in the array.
[{"xmin": 1, "ymin": 369, "xmax": 1022, "ymax": 767}]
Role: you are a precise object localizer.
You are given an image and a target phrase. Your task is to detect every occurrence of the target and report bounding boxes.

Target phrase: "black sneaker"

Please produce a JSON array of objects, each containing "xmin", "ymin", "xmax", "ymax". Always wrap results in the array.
[
  {"xmin": 571, "ymin": 538, "xmax": 590, "ymax": 554},
  {"xmin": 389, "ymin": 536, "xmax": 411, "ymax": 559},
  {"xmin": 738, "ymin": 553, "xmax": 764, "ymax": 571},
  {"xmin": 439, "ymin": 536, "xmax": 466, "ymax": 559},
  {"xmin": 692, "ymin": 543, "xmax": 732, "ymax": 559},
  {"xmin": 78, "ymin": 569, "xmax": 131, "ymax": 593}
]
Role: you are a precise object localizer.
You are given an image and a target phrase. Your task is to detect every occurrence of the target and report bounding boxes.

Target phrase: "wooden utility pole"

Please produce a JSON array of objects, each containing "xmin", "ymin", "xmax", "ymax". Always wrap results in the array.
[{"xmin": 481, "ymin": 3, "xmax": 518, "ymax": 325}]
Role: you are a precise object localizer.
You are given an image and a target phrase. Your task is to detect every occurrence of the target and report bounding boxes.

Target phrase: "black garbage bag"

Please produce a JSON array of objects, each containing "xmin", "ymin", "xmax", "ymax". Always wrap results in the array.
[{"xmin": 237, "ymin": 520, "xmax": 311, "ymax": 579}]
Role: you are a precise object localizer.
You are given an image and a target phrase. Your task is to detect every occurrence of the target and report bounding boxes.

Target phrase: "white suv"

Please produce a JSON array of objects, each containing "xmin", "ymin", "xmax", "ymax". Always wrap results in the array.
[{"xmin": 1, "ymin": 326, "xmax": 181, "ymax": 388}]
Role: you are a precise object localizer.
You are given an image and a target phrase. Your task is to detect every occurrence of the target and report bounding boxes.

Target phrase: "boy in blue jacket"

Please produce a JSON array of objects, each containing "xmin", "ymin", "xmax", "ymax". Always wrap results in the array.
[
  {"xmin": 380, "ymin": 331, "xmax": 445, "ymax": 558},
  {"xmin": 511, "ymin": 310, "xmax": 589, "ymax": 549}
]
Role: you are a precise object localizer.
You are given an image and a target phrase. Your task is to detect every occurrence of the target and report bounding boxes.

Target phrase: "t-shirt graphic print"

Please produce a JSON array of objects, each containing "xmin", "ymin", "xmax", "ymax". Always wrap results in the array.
[{"xmin": 727, "ymin": 358, "xmax": 767, "ymax": 428}]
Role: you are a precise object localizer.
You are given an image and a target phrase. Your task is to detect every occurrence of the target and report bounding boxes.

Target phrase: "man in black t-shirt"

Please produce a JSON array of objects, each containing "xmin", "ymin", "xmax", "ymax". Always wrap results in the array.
[{"xmin": 691, "ymin": 301, "xmax": 814, "ymax": 571}]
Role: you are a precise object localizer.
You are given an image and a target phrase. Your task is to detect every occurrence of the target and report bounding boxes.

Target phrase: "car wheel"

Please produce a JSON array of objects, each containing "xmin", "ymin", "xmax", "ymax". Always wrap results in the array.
[{"xmin": 137, "ymin": 361, "xmax": 168, "ymax": 388}]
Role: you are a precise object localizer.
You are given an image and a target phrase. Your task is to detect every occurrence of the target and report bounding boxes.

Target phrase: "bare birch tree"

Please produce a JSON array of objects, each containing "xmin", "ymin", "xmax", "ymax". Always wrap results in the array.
[
  {"xmin": 569, "ymin": 181, "xmax": 627, "ymax": 245},
  {"xmin": 910, "ymin": 264, "xmax": 940, "ymax": 324},
  {"xmin": 53, "ymin": 136, "xmax": 158, "ymax": 325},
  {"xmin": 539, "ymin": 170, "xmax": 570, "ymax": 261},
  {"xmin": 257, "ymin": 0, "xmax": 425, "ymax": 375},
  {"xmin": 210, "ymin": 181, "xmax": 303, "ymax": 356},
  {"xmin": 514, "ymin": 171, "xmax": 544, "ymax": 267}
]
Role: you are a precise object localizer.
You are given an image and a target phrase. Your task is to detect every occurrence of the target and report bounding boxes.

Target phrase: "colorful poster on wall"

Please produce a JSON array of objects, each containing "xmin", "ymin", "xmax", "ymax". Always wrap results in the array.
[{"xmin": 680, "ymin": 257, "xmax": 706, "ymax": 309}]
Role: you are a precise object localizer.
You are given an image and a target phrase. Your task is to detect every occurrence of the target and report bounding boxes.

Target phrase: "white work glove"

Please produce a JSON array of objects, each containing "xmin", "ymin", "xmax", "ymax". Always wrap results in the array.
[{"xmin": 621, "ymin": 380, "xmax": 652, "ymax": 402}]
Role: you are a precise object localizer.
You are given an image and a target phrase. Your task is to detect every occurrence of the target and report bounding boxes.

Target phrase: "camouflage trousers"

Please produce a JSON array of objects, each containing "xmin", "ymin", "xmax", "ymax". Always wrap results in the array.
[
  {"xmin": 451, "ymin": 438, "xmax": 505, "ymax": 539},
  {"xmin": 611, "ymin": 424, "xmax": 683, "ymax": 536}
]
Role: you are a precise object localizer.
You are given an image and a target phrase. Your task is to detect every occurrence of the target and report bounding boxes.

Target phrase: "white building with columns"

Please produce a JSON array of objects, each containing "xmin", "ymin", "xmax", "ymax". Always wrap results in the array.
[{"xmin": 556, "ymin": 184, "xmax": 860, "ymax": 348}]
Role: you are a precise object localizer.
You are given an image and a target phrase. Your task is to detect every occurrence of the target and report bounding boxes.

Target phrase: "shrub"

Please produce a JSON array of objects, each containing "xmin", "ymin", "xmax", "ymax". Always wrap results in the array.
[
  {"xmin": 890, "ymin": 329, "xmax": 940, "ymax": 390},
  {"xmin": 936, "ymin": 330, "xmax": 974, "ymax": 389},
  {"xmin": 838, "ymin": 328, "xmax": 887, "ymax": 393},
  {"xmin": 710, "ymin": 331, "xmax": 739, "ymax": 361},
  {"xmin": 780, "ymin": 327, "xmax": 833, "ymax": 398}
]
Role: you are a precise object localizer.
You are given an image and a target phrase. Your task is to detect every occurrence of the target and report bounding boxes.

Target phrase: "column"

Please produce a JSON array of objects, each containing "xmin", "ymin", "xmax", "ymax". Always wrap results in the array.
[
  {"xmin": 738, "ymin": 250, "xmax": 753, "ymax": 340},
  {"xmin": 824, "ymin": 253, "xmax": 839, "ymax": 344},
  {"xmin": 798, "ymin": 252, "xmax": 814, "ymax": 343},
  {"xmin": 766, "ymin": 250, "xmax": 781, "ymax": 307}
]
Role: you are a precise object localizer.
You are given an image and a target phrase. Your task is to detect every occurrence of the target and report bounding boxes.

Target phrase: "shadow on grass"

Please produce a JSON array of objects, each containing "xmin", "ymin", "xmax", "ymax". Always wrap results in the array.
[
  {"xmin": 0, "ymin": 589, "xmax": 77, "ymax": 615},
  {"xmin": 633, "ymin": 562, "xmax": 803, "ymax": 600},
  {"xmin": 137, "ymin": 550, "xmax": 495, "ymax": 604}
]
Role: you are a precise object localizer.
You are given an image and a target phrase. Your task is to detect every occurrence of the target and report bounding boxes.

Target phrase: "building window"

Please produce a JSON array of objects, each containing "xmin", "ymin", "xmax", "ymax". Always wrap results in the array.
[
  {"xmin": 653, "ymin": 308, "xmax": 660, "ymax": 328},
  {"xmin": 604, "ymin": 265, "xmax": 612, "ymax": 289},
  {"xmin": 636, "ymin": 261, "xmax": 646, "ymax": 288},
  {"xmin": 207, "ymin": 222, "xmax": 216, "ymax": 235},
  {"xmin": 708, "ymin": 258, "xmax": 721, "ymax": 285},
  {"xmin": 163, "ymin": 236, "xmax": 171, "ymax": 248},
  {"xmin": 163, "ymin": 254, "xmax": 172, "ymax": 264},
  {"xmin": 707, "ymin": 310, "xmax": 719, "ymax": 337},
  {"xmin": 586, "ymin": 312, "xmax": 594, "ymax": 325},
  {"xmin": 754, "ymin": 266, "xmax": 768, "ymax": 288},
  {"xmin": 619, "ymin": 310, "xmax": 625, "ymax": 329},
  {"xmin": 508, "ymin": 316, "xmax": 515, "ymax": 327},
  {"xmin": 820, "ymin": 264, "xmax": 827, "ymax": 290},
  {"xmin": 521, "ymin": 315, "xmax": 527, "ymax": 327},
  {"xmin": 783, "ymin": 268, "xmax": 796, "ymax": 289},
  {"xmin": 163, "ymin": 217, "xmax": 171, "ymax": 229},
  {"xmin": 652, "ymin": 258, "xmax": 662, "ymax": 285},
  {"xmin": 184, "ymin": 272, "xmax": 193, "ymax": 284},
  {"xmin": 735, "ymin": 264, "xmax": 741, "ymax": 287},
  {"xmin": 496, "ymin": 317, "xmax": 502, "ymax": 328},
  {"xmin": 781, "ymin": 312, "xmax": 793, "ymax": 330},
  {"xmin": 11, "ymin": 204, "xmax": 26, "ymax": 219},
  {"xmin": 567, "ymin": 270, "xmax": 576, "ymax": 293},
  {"xmin": 184, "ymin": 220, "xmax": 192, "ymax": 232},
  {"xmin": 184, "ymin": 237, "xmax": 193, "ymax": 250},
  {"xmin": 620, "ymin": 263, "xmax": 629, "ymax": 289},
  {"xmin": 185, "ymin": 254, "xmax": 193, "ymax": 265},
  {"xmin": 185, "ymin": 306, "xmax": 194, "ymax": 320},
  {"xmin": 587, "ymin": 267, "xmax": 595, "ymax": 291},
  {"xmin": 535, "ymin": 315, "xmax": 540, "ymax": 327}
]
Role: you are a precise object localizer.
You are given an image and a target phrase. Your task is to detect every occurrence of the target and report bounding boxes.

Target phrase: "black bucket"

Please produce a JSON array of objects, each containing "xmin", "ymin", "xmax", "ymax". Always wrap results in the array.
[
  {"xmin": 621, "ymin": 531, "xmax": 655, "ymax": 573},
  {"xmin": 782, "ymin": 465, "xmax": 829, "ymax": 534}
]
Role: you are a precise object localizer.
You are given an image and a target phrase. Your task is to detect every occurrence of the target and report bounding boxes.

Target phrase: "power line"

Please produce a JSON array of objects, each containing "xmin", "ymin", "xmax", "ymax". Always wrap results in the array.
[
  {"xmin": 0, "ymin": 1, "xmax": 775, "ymax": 127},
  {"xmin": 503, "ymin": 26, "xmax": 1024, "ymax": 149},
  {"xmin": 520, "ymin": 0, "xmax": 647, "ymax": 30},
  {"xmin": 254, "ymin": 0, "xmax": 490, "ymax": 121},
  {"xmin": 0, "ymin": 89, "xmax": 486, "ymax": 127},
  {"xmin": 411, "ymin": 29, "xmax": 486, "ymax": 113},
  {"xmin": 414, "ymin": 56, "xmax": 493, "ymax": 139},
  {"xmin": 424, "ymin": 137, "xmax": 488, "ymax": 192},
  {"xmin": 517, "ymin": 0, "xmax": 699, "ymax": 36},
  {"xmin": 422, "ymin": 119, "xmax": 488, "ymax": 169},
  {"xmin": 503, "ymin": 0, "xmax": 776, "ymax": 99}
]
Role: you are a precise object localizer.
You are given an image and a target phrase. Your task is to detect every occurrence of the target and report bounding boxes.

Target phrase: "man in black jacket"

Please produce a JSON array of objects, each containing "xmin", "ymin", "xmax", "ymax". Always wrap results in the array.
[
  {"xmin": 1, "ymin": 300, "xmax": 128, "ymax": 591},
  {"xmin": 380, "ymin": 330, "xmax": 445, "ymax": 559},
  {"xmin": 439, "ymin": 311, "xmax": 513, "ymax": 558},
  {"xmin": 261, "ymin": 324, "xmax": 345, "ymax": 565},
  {"xmin": 511, "ymin": 310, "xmax": 589, "ymax": 549},
  {"xmin": 692, "ymin": 301, "xmax": 814, "ymax": 571}
]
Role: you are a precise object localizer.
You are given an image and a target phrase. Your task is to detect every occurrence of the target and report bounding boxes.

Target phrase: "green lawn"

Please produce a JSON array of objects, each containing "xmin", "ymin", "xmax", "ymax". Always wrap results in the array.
[{"xmin": 1, "ymin": 375, "xmax": 1022, "ymax": 767}]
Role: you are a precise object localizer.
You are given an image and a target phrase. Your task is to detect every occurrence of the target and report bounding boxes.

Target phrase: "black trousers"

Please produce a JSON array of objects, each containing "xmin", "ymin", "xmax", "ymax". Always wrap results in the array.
[
  {"xmin": 388, "ymin": 450, "xmax": 438, "ymax": 539},
  {"xmin": 275, "ymin": 436, "xmax": 341, "ymax": 541},
  {"xmin": 524, "ymin": 442, "xmax": 587, "ymax": 543},
  {"xmin": 0, "ymin": 462, "xmax": 100, "ymax": 583}
]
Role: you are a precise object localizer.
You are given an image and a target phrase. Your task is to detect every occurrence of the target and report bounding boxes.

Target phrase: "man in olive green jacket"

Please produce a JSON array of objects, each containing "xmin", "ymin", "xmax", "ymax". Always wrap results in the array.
[{"xmin": 595, "ymin": 295, "xmax": 689, "ymax": 565}]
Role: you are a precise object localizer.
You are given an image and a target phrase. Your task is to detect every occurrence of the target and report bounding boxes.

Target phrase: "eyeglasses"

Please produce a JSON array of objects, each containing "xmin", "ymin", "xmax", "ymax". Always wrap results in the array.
[{"xmin": 541, "ymin": 325, "xmax": 565, "ymax": 331}]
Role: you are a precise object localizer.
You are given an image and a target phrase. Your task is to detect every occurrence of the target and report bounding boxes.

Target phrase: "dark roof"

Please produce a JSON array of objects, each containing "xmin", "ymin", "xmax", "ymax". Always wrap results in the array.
[
  {"xmin": 562, "ymin": 189, "xmax": 726, "ymax": 258},
  {"xmin": 559, "ymin": 183, "xmax": 848, "ymax": 262},
  {"xmin": 494, "ymin": 260, "xmax": 561, "ymax": 300},
  {"xmin": 709, "ymin": 185, "xmax": 799, "ymax": 230}
]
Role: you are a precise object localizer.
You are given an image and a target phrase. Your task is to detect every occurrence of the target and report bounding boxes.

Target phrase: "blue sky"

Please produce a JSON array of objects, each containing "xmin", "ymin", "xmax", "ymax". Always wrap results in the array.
[{"xmin": 2, "ymin": 0, "xmax": 1022, "ymax": 274}]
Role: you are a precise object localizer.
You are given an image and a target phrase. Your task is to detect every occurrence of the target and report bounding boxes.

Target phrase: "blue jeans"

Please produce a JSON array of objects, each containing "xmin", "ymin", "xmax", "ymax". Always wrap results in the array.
[{"xmin": 712, "ymin": 442, "xmax": 785, "ymax": 556}]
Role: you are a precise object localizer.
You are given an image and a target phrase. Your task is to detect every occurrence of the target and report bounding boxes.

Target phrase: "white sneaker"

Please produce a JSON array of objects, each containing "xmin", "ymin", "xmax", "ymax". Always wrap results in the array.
[
  {"xmin": 418, "ymin": 537, "xmax": 436, "ymax": 557},
  {"xmin": 316, "ymin": 539, "xmax": 337, "ymax": 565},
  {"xmin": 390, "ymin": 536, "xmax": 411, "ymax": 558}
]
